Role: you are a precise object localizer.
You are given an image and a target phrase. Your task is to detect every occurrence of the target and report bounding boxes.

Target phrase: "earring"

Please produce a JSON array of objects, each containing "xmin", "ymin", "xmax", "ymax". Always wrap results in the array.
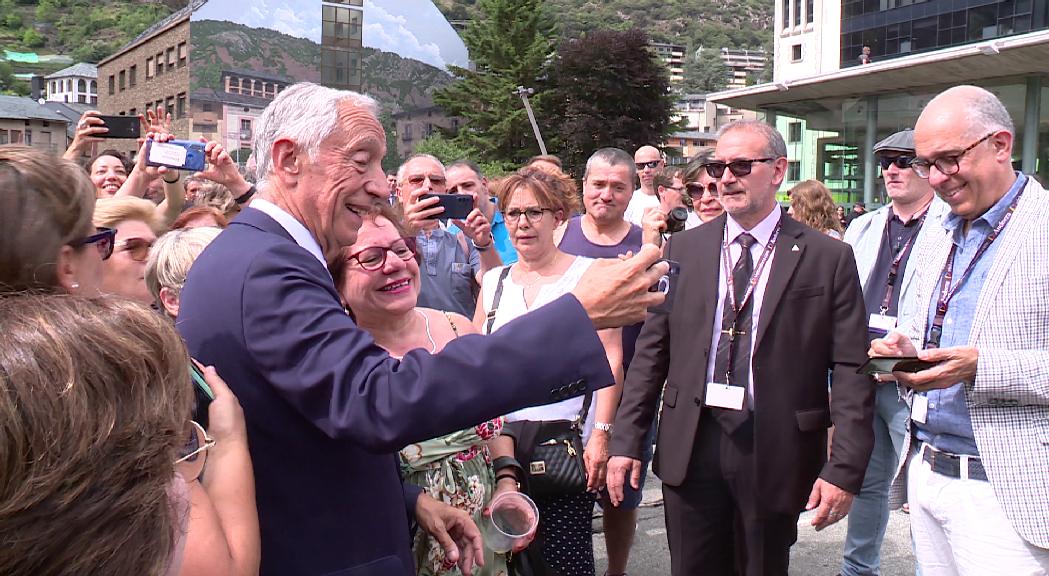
[{"xmin": 70, "ymin": 283, "xmax": 79, "ymax": 290}]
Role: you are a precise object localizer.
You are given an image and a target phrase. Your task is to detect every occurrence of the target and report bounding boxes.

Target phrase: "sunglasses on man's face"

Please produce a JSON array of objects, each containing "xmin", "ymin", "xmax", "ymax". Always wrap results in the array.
[
  {"xmin": 635, "ymin": 160, "xmax": 662, "ymax": 170},
  {"xmin": 115, "ymin": 238, "xmax": 154, "ymax": 262},
  {"xmin": 877, "ymin": 155, "xmax": 915, "ymax": 170},
  {"xmin": 702, "ymin": 158, "xmax": 774, "ymax": 179}
]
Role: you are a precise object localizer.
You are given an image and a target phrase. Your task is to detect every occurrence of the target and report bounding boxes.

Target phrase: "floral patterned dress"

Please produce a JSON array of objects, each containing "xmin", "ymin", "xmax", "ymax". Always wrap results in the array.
[{"xmin": 400, "ymin": 418, "xmax": 507, "ymax": 576}]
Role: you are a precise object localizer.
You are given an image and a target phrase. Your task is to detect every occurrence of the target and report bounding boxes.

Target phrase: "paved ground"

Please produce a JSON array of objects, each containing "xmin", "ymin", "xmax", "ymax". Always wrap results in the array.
[{"xmin": 590, "ymin": 467, "xmax": 915, "ymax": 575}]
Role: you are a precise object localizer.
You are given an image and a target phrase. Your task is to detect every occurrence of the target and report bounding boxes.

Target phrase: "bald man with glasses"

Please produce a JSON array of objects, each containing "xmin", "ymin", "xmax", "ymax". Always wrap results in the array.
[{"xmin": 608, "ymin": 120, "xmax": 873, "ymax": 576}]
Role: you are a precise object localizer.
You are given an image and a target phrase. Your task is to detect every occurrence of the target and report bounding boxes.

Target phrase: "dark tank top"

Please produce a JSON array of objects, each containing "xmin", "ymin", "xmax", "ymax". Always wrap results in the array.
[{"xmin": 559, "ymin": 216, "xmax": 644, "ymax": 370}]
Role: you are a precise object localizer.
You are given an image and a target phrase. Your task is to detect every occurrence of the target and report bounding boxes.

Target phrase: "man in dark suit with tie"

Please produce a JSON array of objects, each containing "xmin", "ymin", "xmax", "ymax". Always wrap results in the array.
[
  {"xmin": 176, "ymin": 82, "xmax": 668, "ymax": 576},
  {"xmin": 607, "ymin": 120, "xmax": 874, "ymax": 575}
]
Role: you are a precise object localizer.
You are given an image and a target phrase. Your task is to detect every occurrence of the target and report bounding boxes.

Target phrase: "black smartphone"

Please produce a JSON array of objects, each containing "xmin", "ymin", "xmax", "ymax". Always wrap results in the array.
[
  {"xmin": 97, "ymin": 115, "xmax": 141, "ymax": 139},
  {"xmin": 419, "ymin": 193, "xmax": 474, "ymax": 220},
  {"xmin": 145, "ymin": 139, "xmax": 206, "ymax": 172},
  {"xmin": 189, "ymin": 361, "xmax": 214, "ymax": 429},
  {"xmin": 857, "ymin": 356, "xmax": 939, "ymax": 376}
]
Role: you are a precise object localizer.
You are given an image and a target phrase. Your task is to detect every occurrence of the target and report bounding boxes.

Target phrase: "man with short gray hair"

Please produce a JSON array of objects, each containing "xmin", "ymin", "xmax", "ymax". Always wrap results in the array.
[
  {"xmin": 177, "ymin": 82, "xmax": 669, "ymax": 576},
  {"xmin": 609, "ymin": 119, "xmax": 873, "ymax": 575}
]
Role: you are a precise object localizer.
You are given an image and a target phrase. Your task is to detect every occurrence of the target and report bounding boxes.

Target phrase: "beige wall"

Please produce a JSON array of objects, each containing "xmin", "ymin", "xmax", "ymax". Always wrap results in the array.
[
  {"xmin": 99, "ymin": 19, "xmax": 191, "ymax": 157},
  {"xmin": 0, "ymin": 118, "xmax": 68, "ymax": 153}
]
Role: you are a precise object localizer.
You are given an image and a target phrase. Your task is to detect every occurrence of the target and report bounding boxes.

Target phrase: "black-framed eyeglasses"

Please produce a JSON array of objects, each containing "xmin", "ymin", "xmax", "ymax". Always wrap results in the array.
[
  {"xmin": 175, "ymin": 420, "xmax": 215, "ymax": 483},
  {"xmin": 635, "ymin": 160, "xmax": 662, "ymax": 170},
  {"xmin": 702, "ymin": 158, "xmax": 774, "ymax": 179},
  {"xmin": 346, "ymin": 237, "xmax": 417, "ymax": 271},
  {"xmin": 70, "ymin": 227, "xmax": 116, "ymax": 260},
  {"xmin": 685, "ymin": 182, "xmax": 719, "ymax": 199},
  {"xmin": 114, "ymin": 237, "xmax": 154, "ymax": 262},
  {"xmin": 877, "ymin": 155, "xmax": 915, "ymax": 170},
  {"xmin": 910, "ymin": 132, "xmax": 995, "ymax": 179},
  {"xmin": 504, "ymin": 207, "xmax": 552, "ymax": 226}
]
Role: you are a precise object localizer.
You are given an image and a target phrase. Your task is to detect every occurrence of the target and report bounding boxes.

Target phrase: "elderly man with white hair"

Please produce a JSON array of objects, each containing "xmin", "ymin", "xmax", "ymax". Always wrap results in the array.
[
  {"xmin": 873, "ymin": 85, "xmax": 1049, "ymax": 574},
  {"xmin": 176, "ymin": 83, "xmax": 668, "ymax": 576}
]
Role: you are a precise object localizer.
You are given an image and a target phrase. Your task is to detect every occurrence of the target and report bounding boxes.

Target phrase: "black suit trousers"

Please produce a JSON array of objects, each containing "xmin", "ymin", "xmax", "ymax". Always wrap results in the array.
[{"xmin": 662, "ymin": 409, "xmax": 799, "ymax": 576}]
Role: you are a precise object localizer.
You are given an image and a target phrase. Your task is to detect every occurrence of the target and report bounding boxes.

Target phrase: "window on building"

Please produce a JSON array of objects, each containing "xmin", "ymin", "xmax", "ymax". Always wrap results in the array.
[
  {"xmin": 9, "ymin": 130, "xmax": 22, "ymax": 144},
  {"xmin": 129, "ymin": 108, "xmax": 136, "ymax": 117},
  {"xmin": 167, "ymin": 47, "xmax": 176, "ymax": 68},
  {"xmin": 108, "ymin": 75, "xmax": 115, "ymax": 95},
  {"xmin": 24, "ymin": 130, "xmax": 31, "ymax": 146},
  {"xmin": 65, "ymin": 79, "xmax": 71, "ymax": 91},
  {"xmin": 178, "ymin": 42, "xmax": 187, "ymax": 67},
  {"xmin": 119, "ymin": 70, "xmax": 126, "ymax": 91},
  {"xmin": 129, "ymin": 65, "xmax": 137, "ymax": 87},
  {"xmin": 402, "ymin": 124, "xmax": 413, "ymax": 142},
  {"xmin": 323, "ymin": 4, "xmax": 363, "ymax": 48},
  {"xmin": 77, "ymin": 79, "xmax": 86, "ymax": 93},
  {"xmin": 792, "ymin": 44, "xmax": 803, "ymax": 61},
  {"xmin": 788, "ymin": 161, "xmax": 801, "ymax": 181},
  {"xmin": 202, "ymin": 102, "xmax": 214, "ymax": 113},
  {"xmin": 788, "ymin": 121, "xmax": 802, "ymax": 142},
  {"xmin": 807, "ymin": 0, "xmax": 814, "ymax": 23},
  {"xmin": 165, "ymin": 96, "xmax": 175, "ymax": 116},
  {"xmin": 156, "ymin": 52, "xmax": 165, "ymax": 75},
  {"xmin": 176, "ymin": 93, "xmax": 187, "ymax": 119},
  {"xmin": 321, "ymin": 47, "xmax": 361, "ymax": 87},
  {"xmin": 0, "ymin": 130, "xmax": 7, "ymax": 144},
  {"xmin": 794, "ymin": 0, "xmax": 802, "ymax": 26},
  {"xmin": 782, "ymin": 0, "xmax": 790, "ymax": 27},
  {"xmin": 147, "ymin": 57, "xmax": 154, "ymax": 78}
]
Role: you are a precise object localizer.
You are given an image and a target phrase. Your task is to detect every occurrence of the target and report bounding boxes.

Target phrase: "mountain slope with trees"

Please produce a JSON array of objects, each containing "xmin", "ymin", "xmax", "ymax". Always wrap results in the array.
[{"xmin": 434, "ymin": 0, "xmax": 773, "ymax": 52}]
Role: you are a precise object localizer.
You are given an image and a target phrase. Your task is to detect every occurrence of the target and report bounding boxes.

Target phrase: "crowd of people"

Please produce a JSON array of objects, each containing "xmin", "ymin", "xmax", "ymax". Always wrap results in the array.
[{"xmin": 0, "ymin": 80, "xmax": 1046, "ymax": 576}]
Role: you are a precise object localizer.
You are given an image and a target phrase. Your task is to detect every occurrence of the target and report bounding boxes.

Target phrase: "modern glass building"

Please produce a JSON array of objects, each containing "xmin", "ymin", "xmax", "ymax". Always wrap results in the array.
[{"xmin": 715, "ymin": 0, "xmax": 1049, "ymax": 205}]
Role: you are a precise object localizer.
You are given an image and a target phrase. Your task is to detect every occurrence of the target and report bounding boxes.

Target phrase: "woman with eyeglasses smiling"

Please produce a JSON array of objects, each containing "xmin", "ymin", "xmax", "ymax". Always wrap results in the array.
[
  {"xmin": 474, "ymin": 168, "xmax": 621, "ymax": 576},
  {"xmin": 93, "ymin": 196, "xmax": 163, "ymax": 305},
  {"xmin": 331, "ymin": 204, "xmax": 511, "ymax": 576},
  {"xmin": 0, "ymin": 145, "xmax": 106, "ymax": 295}
]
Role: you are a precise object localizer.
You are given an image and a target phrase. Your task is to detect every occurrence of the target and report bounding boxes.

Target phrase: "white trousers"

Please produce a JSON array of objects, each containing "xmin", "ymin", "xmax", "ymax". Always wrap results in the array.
[{"xmin": 907, "ymin": 445, "xmax": 1049, "ymax": 576}]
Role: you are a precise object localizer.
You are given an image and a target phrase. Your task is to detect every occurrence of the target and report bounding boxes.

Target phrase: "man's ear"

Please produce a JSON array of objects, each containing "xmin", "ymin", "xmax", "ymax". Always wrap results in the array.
[{"xmin": 271, "ymin": 138, "xmax": 301, "ymax": 185}]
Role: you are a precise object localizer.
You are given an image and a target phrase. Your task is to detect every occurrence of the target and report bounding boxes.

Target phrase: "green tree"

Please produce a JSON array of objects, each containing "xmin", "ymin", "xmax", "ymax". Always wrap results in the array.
[
  {"xmin": 22, "ymin": 27, "xmax": 46, "ymax": 48},
  {"xmin": 413, "ymin": 133, "xmax": 511, "ymax": 177},
  {"xmin": 432, "ymin": 0, "xmax": 555, "ymax": 167},
  {"xmin": 544, "ymin": 29, "xmax": 679, "ymax": 177},
  {"xmin": 36, "ymin": 0, "xmax": 58, "ymax": 23},
  {"xmin": 680, "ymin": 48, "xmax": 730, "ymax": 94}
]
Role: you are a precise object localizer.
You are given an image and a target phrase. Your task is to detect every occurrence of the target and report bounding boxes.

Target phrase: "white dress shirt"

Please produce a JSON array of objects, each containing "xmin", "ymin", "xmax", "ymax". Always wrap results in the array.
[
  {"xmin": 705, "ymin": 205, "xmax": 783, "ymax": 406},
  {"xmin": 251, "ymin": 198, "xmax": 328, "ymax": 270}
]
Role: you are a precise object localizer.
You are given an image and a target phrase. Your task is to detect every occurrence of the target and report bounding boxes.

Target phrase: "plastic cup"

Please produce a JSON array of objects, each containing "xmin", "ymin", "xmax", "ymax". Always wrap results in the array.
[{"xmin": 482, "ymin": 491, "xmax": 539, "ymax": 553}]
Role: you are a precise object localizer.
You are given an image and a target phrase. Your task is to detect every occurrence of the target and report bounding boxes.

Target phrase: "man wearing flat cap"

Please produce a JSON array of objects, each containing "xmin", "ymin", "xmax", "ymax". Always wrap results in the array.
[{"xmin": 839, "ymin": 129, "xmax": 949, "ymax": 576}]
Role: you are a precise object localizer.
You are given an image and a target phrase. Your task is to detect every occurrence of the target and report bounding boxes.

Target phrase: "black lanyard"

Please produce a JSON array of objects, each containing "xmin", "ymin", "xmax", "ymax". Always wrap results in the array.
[
  {"xmin": 720, "ymin": 223, "xmax": 781, "ymax": 384},
  {"xmin": 879, "ymin": 208, "xmax": 928, "ymax": 314},
  {"xmin": 926, "ymin": 189, "xmax": 1023, "ymax": 348}
]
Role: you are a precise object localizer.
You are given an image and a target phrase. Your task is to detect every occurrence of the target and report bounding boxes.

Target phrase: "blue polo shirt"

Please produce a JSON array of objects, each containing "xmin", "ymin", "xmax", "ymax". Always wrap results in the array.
[{"xmin": 914, "ymin": 172, "xmax": 1025, "ymax": 456}]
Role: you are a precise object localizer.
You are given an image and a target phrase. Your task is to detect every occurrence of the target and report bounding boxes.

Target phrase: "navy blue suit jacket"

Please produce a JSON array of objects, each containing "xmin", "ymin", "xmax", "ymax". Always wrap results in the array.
[{"xmin": 177, "ymin": 208, "xmax": 613, "ymax": 576}]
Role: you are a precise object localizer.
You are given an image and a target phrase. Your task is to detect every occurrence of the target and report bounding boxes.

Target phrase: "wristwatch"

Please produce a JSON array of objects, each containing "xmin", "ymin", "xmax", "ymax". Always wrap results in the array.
[
  {"xmin": 473, "ymin": 234, "xmax": 493, "ymax": 251},
  {"xmin": 594, "ymin": 422, "xmax": 614, "ymax": 433}
]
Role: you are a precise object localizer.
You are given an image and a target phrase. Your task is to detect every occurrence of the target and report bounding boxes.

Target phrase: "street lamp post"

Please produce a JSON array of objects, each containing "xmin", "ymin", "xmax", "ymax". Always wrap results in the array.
[{"xmin": 514, "ymin": 85, "xmax": 547, "ymax": 155}]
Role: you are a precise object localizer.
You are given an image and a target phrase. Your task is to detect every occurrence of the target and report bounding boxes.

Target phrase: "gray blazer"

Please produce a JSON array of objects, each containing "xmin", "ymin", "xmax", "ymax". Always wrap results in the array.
[{"xmin": 887, "ymin": 176, "xmax": 1049, "ymax": 549}]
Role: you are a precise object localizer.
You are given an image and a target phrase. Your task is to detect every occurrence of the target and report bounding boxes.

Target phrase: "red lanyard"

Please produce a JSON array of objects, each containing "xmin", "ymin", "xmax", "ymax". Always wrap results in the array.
[
  {"xmin": 721, "ymin": 223, "xmax": 781, "ymax": 319},
  {"xmin": 926, "ymin": 189, "xmax": 1023, "ymax": 348},
  {"xmin": 879, "ymin": 209, "xmax": 928, "ymax": 313}
]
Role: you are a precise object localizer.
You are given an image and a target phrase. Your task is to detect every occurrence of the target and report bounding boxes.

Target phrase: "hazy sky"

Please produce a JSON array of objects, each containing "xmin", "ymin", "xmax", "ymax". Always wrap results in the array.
[
  {"xmin": 193, "ymin": 0, "xmax": 469, "ymax": 71},
  {"xmin": 363, "ymin": 0, "xmax": 468, "ymax": 70}
]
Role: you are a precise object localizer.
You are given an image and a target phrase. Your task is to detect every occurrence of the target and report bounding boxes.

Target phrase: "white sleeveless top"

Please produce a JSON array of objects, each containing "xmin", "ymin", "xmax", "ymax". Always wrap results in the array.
[{"xmin": 480, "ymin": 256, "xmax": 598, "ymax": 442}]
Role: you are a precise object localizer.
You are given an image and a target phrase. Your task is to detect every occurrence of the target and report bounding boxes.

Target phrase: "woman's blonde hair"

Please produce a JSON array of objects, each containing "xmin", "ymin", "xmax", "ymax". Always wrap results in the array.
[
  {"xmin": 0, "ymin": 294, "xmax": 193, "ymax": 575},
  {"xmin": 93, "ymin": 196, "xmax": 164, "ymax": 234},
  {"xmin": 145, "ymin": 226, "xmax": 222, "ymax": 305},
  {"xmin": 789, "ymin": 180, "xmax": 843, "ymax": 235},
  {"xmin": 196, "ymin": 182, "xmax": 238, "ymax": 218},
  {"xmin": 0, "ymin": 146, "xmax": 97, "ymax": 292}
]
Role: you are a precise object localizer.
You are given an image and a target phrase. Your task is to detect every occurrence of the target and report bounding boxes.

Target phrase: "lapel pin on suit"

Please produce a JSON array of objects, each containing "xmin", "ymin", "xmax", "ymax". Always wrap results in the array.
[{"xmin": 791, "ymin": 244, "xmax": 800, "ymax": 252}]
